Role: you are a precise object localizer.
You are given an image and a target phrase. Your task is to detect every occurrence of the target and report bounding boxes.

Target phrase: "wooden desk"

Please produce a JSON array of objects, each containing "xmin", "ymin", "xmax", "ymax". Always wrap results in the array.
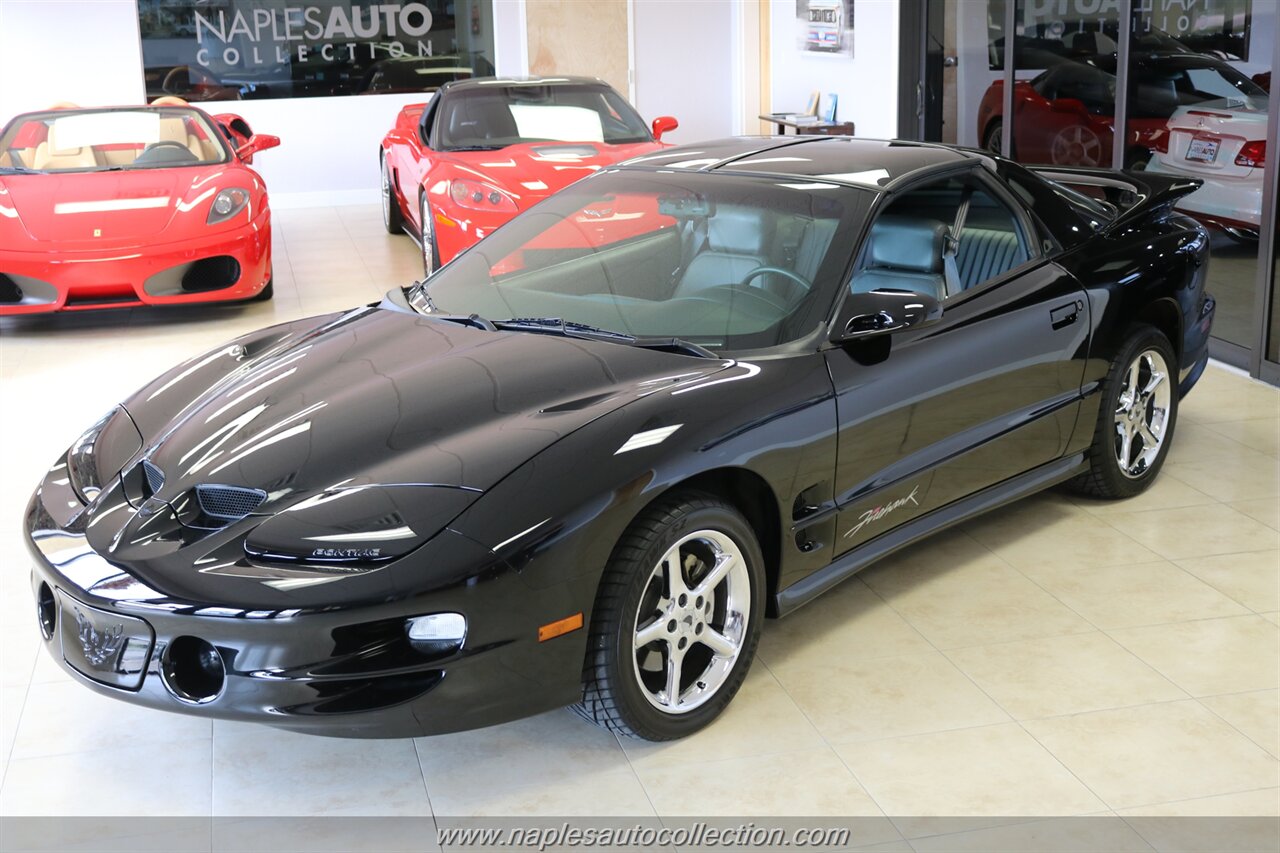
[{"xmin": 760, "ymin": 114, "xmax": 856, "ymax": 136}]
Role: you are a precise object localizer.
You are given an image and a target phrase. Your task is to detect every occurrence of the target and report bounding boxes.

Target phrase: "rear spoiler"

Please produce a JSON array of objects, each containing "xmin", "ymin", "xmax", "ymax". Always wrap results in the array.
[{"xmin": 1029, "ymin": 166, "xmax": 1202, "ymax": 233}]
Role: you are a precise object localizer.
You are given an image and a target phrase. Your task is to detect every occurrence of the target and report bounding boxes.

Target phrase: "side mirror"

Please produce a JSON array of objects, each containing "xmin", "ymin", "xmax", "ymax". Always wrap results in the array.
[
  {"xmin": 651, "ymin": 115, "xmax": 678, "ymax": 143},
  {"xmin": 831, "ymin": 288, "xmax": 942, "ymax": 344},
  {"xmin": 236, "ymin": 134, "xmax": 280, "ymax": 161},
  {"xmin": 1049, "ymin": 97, "xmax": 1088, "ymax": 115}
]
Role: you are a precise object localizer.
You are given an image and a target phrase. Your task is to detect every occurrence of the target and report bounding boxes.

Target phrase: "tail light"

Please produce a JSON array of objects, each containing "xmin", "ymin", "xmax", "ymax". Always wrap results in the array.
[
  {"xmin": 448, "ymin": 179, "xmax": 517, "ymax": 213},
  {"xmin": 1151, "ymin": 132, "xmax": 1169, "ymax": 154},
  {"xmin": 1236, "ymin": 140, "xmax": 1265, "ymax": 168}
]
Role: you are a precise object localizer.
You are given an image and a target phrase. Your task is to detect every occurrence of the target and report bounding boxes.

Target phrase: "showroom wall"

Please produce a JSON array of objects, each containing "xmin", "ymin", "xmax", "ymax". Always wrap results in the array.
[{"xmin": 768, "ymin": 0, "xmax": 900, "ymax": 138}]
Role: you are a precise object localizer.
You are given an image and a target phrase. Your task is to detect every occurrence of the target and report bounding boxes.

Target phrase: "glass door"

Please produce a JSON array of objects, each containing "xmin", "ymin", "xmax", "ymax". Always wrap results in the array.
[{"xmin": 912, "ymin": 0, "xmax": 1279, "ymax": 383}]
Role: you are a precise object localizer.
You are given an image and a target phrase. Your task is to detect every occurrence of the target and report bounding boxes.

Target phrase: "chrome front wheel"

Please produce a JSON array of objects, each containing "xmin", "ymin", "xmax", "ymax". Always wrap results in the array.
[
  {"xmin": 576, "ymin": 493, "xmax": 763, "ymax": 740},
  {"xmin": 419, "ymin": 195, "xmax": 437, "ymax": 277},
  {"xmin": 380, "ymin": 156, "xmax": 402, "ymax": 235},
  {"xmin": 631, "ymin": 530, "xmax": 750, "ymax": 715}
]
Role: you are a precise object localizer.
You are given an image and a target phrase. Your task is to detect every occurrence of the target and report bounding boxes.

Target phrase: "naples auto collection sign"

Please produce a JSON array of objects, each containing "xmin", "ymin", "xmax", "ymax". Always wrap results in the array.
[{"xmin": 137, "ymin": 0, "xmax": 495, "ymax": 101}]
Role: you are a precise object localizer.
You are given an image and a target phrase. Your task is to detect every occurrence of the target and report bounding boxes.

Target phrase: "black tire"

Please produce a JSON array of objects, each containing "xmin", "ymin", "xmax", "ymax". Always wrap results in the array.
[
  {"xmin": 380, "ymin": 155, "xmax": 402, "ymax": 235},
  {"xmin": 1068, "ymin": 324, "xmax": 1178, "ymax": 499},
  {"xmin": 575, "ymin": 492, "xmax": 765, "ymax": 740},
  {"xmin": 983, "ymin": 120, "xmax": 1004, "ymax": 156},
  {"xmin": 419, "ymin": 193, "xmax": 439, "ymax": 277}
]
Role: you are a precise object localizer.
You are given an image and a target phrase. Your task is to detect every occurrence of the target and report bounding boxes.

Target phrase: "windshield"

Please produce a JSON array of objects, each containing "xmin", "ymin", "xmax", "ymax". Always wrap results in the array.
[
  {"xmin": 0, "ymin": 108, "xmax": 229, "ymax": 173},
  {"xmin": 414, "ymin": 171, "xmax": 867, "ymax": 352},
  {"xmin": 436, "ymin": 83, "xmax": 653, "ymax": 150}
]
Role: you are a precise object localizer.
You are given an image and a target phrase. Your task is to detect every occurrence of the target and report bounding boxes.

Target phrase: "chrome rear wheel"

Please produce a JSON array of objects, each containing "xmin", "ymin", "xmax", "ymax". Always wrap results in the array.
[{"xmin": 1114, "ymin": 349, "xmax": 1171, "ymax": 479}]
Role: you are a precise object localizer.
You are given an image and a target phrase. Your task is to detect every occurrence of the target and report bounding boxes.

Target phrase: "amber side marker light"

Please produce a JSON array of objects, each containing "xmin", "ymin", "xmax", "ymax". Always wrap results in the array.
[{"xmin": 538, "ymin": 612, "xmax": 584, "ymax": 642}]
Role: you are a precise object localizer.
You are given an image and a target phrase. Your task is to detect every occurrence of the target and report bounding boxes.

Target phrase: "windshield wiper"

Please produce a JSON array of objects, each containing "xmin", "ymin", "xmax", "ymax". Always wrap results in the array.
[
  {"xmin": 494, "ymin": 317, "xmax": 634, "ymax": 340},
  {"xmin": 494, "ymin": 318, "xmax": 717, "ymax": 358},
  {"xmin": 446, "ymin": 145, "xmax": 508, "ymax": 152},
  {"xmin": 0, "ymin": 166, "xmax": 38, "ymax": 175}
]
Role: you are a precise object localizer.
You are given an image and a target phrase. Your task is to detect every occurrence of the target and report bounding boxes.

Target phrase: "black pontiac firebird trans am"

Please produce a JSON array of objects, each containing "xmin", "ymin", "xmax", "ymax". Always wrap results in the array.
[{"xmin": 26, "ymin": 137, "xmax": 1214, "ymax": 741}]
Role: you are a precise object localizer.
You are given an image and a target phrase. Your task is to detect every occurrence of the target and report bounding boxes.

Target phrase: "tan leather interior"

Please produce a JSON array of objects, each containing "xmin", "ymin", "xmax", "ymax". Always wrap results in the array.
[
  {"xmin": 32, "ymin": 124, "xmax": 100, "ymax": 170},
  {"xmin": 158, "ymin": 116, "xmax": 206, "ymax": 159},
  {"xmin": 0, "ymin": 148, "xmax": 38, "ymax": 168}
]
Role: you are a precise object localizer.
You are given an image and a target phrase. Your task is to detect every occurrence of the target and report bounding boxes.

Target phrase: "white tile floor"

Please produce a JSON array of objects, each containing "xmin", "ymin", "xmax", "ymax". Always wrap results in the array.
[{"xmin": 0, "ymin": 206, "xmax": 1277, "ymax": 834}]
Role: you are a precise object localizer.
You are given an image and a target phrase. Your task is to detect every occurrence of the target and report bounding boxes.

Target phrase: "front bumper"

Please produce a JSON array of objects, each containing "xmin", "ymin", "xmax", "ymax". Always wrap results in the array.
[
  {"xmin": 0, "ymin": 210, "xmax": 271, "ymax": 315},
  {"xmin": 23, "ymin": 457, "xmax": 588, "ymax": 737}
]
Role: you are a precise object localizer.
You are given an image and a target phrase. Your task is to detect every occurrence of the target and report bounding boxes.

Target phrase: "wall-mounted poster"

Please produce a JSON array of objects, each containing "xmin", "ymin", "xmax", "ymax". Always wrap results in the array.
[
  {"xmin": 794, "ymin": 0, "xmax": 854, "ymax": 56},
  {"xmin": 136, "ymin": 1, "xmax": 497, "ymax": 102}
]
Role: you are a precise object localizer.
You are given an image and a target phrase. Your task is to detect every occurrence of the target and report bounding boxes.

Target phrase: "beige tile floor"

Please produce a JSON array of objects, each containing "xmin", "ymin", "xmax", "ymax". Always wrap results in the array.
[{"xmin": 0, "ymin": 206, "xmax": 1277, "ymax": 836}]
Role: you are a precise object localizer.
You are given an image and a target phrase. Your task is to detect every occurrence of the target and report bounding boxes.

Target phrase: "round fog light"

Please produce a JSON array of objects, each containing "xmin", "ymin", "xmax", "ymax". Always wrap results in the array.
[
  {"xmin": 36, "ymin": 583, "xmax": 56, "ymax": 641},
  {"xmin": 161, "ymin": 636, "xmax": 226, "ymax": 705}
]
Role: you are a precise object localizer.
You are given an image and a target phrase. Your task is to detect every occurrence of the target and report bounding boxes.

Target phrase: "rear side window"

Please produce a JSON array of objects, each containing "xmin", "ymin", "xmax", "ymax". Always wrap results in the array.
[{"xmin": 852, "ymin": 175, "xmax": 1031, "ymax": 300}]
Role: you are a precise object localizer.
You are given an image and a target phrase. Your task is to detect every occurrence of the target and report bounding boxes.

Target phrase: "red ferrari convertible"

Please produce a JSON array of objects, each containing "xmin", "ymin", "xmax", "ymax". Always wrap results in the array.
[
  {"xmin": 0, "ymin": 104, "xmax": 279, "ymax": 315},
  {"xmin": 379, "ymin": 76, "xmax": 677, "ymax": 275}
]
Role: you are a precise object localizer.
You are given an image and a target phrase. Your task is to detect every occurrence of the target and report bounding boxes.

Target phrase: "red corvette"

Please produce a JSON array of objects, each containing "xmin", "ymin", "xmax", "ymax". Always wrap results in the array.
[
  {"xmin": 0, "ymin": 104, "xmax": 279, "ymax": 315},
  {"xmin": 379, "ymin": 76, "xmax": 677, "ymax": 275}
]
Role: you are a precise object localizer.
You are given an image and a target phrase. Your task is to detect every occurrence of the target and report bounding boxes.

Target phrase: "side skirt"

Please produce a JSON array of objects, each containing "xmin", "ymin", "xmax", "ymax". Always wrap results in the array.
[{"xmin": 773, "ymin": 452, "xmax": 1087, "ymax": 617}]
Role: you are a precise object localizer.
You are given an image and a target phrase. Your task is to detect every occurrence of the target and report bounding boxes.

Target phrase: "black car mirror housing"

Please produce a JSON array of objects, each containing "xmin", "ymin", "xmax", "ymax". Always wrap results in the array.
[{"xmin": 831, "ymin": 288, "xmax": 943, "ymax": 344}]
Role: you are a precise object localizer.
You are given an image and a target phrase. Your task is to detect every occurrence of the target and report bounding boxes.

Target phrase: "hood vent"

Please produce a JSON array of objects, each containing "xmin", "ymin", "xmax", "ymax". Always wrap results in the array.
[
  {"xmin": 195, "ymin": 484, "xmax": 268, "ymax": 520},
  {"xmin": 142, "ymin": 460, "xmax": 166, "ymax": 496}
]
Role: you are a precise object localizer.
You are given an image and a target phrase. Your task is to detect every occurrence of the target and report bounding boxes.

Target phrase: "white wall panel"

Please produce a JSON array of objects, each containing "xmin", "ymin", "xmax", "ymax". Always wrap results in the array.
[
  {"xmin": 0, "ymin": 0, "xmax": 146, "ymax": 117},
  {"xmin": 633, "ymin": 0, "xmax": 739, "ymax": 144}
]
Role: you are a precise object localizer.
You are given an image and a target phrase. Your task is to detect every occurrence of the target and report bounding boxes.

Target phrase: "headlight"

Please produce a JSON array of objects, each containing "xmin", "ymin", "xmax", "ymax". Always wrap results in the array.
[
  {"xmin": 447, "ymin": 179, "xmax": 517, "ymax": 213},
  {"xmin": 243, "ymin": 485, "xmax": 479, "ymax": 569},
  {"xmin": 67, "ymin": 406, "xmax": 141, "ymax": 504},
  {"xmin": 207, "ymin": 188, "xmax": 250, "ymax": 225}
]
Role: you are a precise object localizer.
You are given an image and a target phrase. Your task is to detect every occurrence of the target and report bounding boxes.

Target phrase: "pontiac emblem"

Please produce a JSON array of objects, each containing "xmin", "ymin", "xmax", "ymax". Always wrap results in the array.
[{"xmin": 74, "ymin": 608, "xmax": 125, "ymax": 666}]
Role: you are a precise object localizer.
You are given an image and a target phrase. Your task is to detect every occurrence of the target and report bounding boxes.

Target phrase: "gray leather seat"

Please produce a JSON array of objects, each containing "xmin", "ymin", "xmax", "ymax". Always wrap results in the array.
[
  {"xmin": 849, "ymin": 215, "xmax": 948, "ymax": 300},
  {"xmin": 955, "ymin": 228, "xmax": 1025, "ymax": 291},
  {"xmin": 675, "ymin": 209, "xmax": 775, "ymax": 296}
]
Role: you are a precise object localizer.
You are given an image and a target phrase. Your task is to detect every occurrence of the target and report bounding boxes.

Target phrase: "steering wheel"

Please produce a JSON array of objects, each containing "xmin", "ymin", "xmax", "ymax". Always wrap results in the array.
[
  {"xmin": 738, "ymin": 266, "xmax": 813, "ymax": 293},
  {"xmin": 697, "ymin": 284, "xmax": 791, "ymax": 313},
  {"xmin": 134, "ymin": 140, "xmax": 197, "ymax": 164}
]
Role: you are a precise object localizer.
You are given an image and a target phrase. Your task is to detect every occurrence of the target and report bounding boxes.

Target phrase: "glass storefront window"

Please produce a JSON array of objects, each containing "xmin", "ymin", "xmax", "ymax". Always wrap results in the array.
[
  {"xmin": 1124, "ymin": 1, "xmax": 1272, "ymax": 349},
  {"xmin": 137, "ymin": 1, "xmax": 496, "ymax": 102}
]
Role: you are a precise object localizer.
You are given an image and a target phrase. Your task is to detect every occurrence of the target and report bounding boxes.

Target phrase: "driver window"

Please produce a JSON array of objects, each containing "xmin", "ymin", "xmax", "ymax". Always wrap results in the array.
[{"xmin": 851, "ymin": 175, "xmax": 1031, "ymax": 301}]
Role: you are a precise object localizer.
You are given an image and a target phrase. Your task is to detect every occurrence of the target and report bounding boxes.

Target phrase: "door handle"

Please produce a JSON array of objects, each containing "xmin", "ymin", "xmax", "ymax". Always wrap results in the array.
[{"xmin": 1050, "ymin": 300, "xmax": 1083, "ymax": 329}]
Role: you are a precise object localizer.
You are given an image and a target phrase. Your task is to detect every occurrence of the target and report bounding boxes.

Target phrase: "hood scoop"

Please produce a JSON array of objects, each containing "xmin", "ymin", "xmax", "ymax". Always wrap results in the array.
[
  {"xmin": 121, "ymin": 459, "xmax": 267, "ymax": 530},
  {"xmin": 531, "ymin": 143, "xmax": 599, "ymax": 160}
]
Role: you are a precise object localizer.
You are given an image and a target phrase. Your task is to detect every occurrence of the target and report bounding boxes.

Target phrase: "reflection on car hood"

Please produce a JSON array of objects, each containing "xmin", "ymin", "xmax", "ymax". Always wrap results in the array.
[
  {"xmin": 127, "ymin": 306, "xmax": 730, "ymax": 509},
  {"xmin": 444, "ymin": 139, "xmax": 663, "ymax": 203}
]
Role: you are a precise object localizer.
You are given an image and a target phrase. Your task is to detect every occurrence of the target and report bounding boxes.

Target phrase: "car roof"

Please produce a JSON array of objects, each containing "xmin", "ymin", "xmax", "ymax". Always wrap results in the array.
[
  {"xmin": 618, "ymin": 136, "xmax": 988, "ymax": 191},
  {"xmin": 437, "ymin": 75, "xmax": 615, "ymax": 95}
]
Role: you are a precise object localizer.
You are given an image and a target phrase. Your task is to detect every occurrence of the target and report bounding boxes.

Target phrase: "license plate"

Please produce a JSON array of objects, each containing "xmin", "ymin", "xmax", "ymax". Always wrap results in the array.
[
  {"xmin": 1185, "ymin": 137, "xmax": 1220, "ymax": 163},
  {"xmin": 57, "ymin": 592, "xmax": 154, "ymax": 690}
]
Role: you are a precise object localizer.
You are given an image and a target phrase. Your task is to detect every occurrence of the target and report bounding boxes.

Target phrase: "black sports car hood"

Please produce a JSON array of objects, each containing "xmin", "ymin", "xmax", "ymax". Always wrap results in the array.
[{"xmin": 123, "ymin": 305, "xmax": 730, "ymax": 509}]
